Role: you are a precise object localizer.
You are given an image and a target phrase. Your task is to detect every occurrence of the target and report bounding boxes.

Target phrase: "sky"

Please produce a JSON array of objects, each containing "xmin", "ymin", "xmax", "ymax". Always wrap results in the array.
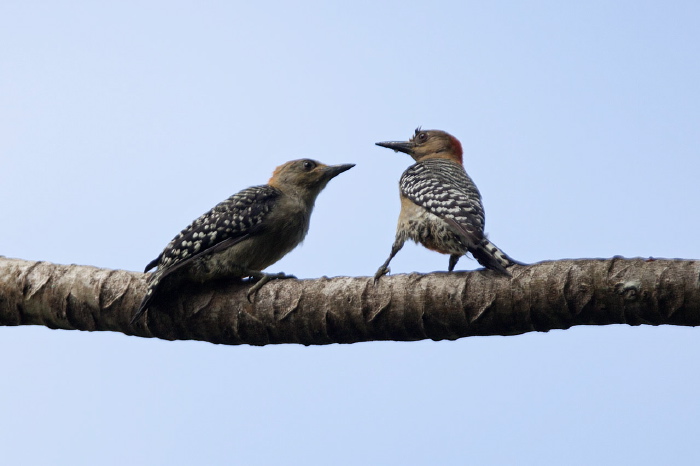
[{"xmin": 1, "ymin": 1, "xmax": 700, "ymax": 464}]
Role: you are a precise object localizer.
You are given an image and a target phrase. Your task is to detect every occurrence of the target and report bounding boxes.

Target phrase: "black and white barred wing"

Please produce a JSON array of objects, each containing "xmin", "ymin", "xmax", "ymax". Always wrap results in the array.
[
  {"xmin": 400, "ymin": 159, "xmax": 485, "ymax": 245},
  {"xmin": 147, "ymin": 185, "xmax": 282, "ymax": 278}
]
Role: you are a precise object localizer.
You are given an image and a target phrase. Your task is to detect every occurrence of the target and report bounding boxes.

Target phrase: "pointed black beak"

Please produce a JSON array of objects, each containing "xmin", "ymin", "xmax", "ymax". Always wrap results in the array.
[
  {"xmin": 375, "ymin": 140, "xmax": 414, "ymax": 156},
  {"xmin": 324, "ymin": 163, "xmax": 355, "ymax": 179}
]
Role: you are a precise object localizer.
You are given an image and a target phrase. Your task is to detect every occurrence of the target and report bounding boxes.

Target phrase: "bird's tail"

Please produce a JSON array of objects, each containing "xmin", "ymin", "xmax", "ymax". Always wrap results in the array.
[
  {"xmin": 130, "ymin": 293, "xmax": 151, "ymax": 324},
  {"xmin": 130, "ymin": 271, "xmax": 161, "ymax": 324},
  {"xmin": 470, "ymin": 238, "xmax": 524, "ymax": 276}
]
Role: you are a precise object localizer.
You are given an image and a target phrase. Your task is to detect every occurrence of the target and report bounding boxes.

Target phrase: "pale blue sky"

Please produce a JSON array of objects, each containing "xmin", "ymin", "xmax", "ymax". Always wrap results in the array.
[{"xmin": 2, "ymin": 1, "xmax": 699, "ymax": 465}]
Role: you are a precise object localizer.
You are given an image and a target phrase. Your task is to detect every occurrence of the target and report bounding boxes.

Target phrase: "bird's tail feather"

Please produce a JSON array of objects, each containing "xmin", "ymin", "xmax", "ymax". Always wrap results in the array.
[
  {"xmin": 470, "ymin": 239, "xmax": 523, "ymax": 275},
  {"xmin": 130, "ymin": 271, "xmax": 161, "ymax": 324}
]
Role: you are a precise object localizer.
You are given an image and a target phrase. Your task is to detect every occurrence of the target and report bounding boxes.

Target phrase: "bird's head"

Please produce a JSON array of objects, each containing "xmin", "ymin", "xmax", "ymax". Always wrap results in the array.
[
  {"xmin": 269, "ymin": 159, "xmax": 354, "ymax": 202},
  {"xmin": 376, "ymin": 128, "xmax": 463, "ymax": 164}
]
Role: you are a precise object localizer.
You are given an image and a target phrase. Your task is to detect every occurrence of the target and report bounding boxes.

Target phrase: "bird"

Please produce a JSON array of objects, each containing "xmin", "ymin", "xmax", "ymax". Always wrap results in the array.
[
  {"xmin": 131, "ymin": 158, "xmax": 354, "ymax": 324},
  {"xmin": 373, "ymin": 127, "xmax": 521, "ymax": 282}
]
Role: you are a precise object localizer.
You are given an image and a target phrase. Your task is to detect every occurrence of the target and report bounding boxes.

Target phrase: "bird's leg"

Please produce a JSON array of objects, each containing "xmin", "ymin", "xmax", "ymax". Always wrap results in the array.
[
  {"xmin": 448, "ymin": 254, "xmax": 460, "ymax": 272},
  {"xmin": 373, "ymin": 239, "xmax": 405, "ymax": 283},
  {"xmin": 246, "ymin": 270, "xmax": 296, "ymax": 301}
]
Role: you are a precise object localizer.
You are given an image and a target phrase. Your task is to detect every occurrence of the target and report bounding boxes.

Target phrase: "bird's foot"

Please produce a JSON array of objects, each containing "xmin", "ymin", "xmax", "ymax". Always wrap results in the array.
[
  {"xmin": 246, "ymin": 272, "xmax": 296, "ymax": 301},
  {"xmin": 373, "ymin": 266, "xmax": 390, "ymax": 284}
]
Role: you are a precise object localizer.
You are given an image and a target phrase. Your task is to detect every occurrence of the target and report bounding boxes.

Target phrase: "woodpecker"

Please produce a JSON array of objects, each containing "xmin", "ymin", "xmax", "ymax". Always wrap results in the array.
[
  {"xmin": 131, "ymin": 159, "xmax": 354, "ymax": 324},
  {"xmin": 374, "ymin": 128, "xmax": 520, "ymax": 281}
]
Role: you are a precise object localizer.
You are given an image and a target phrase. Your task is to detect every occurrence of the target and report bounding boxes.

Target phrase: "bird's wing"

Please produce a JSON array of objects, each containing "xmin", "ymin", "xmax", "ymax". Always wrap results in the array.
[
  {"xmin": 149, "ymin": 185, "xmax": 281, "ymax": 281},
  {"xmin": 400, "ymin": 160, "xmax": 485, "ymax": 245}
]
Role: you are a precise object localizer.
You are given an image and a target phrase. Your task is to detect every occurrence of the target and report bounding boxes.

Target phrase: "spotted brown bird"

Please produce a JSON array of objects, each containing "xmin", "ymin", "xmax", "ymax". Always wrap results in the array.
[{"xmin": 132, "ymin": 158, "xmax": 354, "ymax": 323}]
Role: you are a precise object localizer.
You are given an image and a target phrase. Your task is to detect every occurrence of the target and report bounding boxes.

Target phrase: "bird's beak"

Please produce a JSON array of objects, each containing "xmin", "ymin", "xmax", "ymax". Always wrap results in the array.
[
  {"xmin": 324, "ymin": 163, "xmax": 355, "ymax": 179},
  {"xmin": 375, "ymin": 140, "xmax": 414, "ymax": 156}
]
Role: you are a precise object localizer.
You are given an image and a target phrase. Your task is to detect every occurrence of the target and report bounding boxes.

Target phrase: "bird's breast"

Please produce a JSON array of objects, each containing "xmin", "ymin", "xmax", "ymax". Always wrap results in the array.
[{"xmin": 397, "ymin": 197, "xmax": 467, "ymax": 255}]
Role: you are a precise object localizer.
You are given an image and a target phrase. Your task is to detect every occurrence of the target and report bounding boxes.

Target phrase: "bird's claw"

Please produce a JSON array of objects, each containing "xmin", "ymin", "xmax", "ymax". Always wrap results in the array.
[
  {"xmin": 373, "ymin": 266, "xmax": 390, "ymax": 284},
  {"xmin": 246, "ymin": 272, "xmax": 296, "ymax": 302}
]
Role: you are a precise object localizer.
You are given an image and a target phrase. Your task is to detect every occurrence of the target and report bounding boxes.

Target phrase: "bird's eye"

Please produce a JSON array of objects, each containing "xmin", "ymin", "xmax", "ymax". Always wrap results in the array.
[
  {"xmin": 302, "ymin": 160, "xmax": 316, "ymax": 171},
  {"xmin": 417, "ymin": 132, "xmax": 427, "ymax": 141}
]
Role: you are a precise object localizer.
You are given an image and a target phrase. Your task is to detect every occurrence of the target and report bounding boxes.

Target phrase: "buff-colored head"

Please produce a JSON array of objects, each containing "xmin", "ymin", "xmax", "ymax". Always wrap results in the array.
[
  {"xmin": 376, "ymin": 128, "xmax": 463, "ymax": 164},
  {"xmin": 268, "ymin": 159, "xmax": 354, "ymax": 202}
]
